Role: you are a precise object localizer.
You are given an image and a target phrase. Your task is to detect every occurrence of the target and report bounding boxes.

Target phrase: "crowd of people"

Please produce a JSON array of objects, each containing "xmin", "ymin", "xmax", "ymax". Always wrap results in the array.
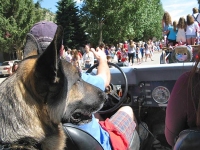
[
  {"xmin": 162, "ymin": 7, "xmax": 200, "ymax": 47},
  {"xmin": 62, "ymin": 39, "xmax": 161, "ymax": 71},
  {"xmin": 163, "ymin": 6, "xmax": 200, "ymax": 149}
]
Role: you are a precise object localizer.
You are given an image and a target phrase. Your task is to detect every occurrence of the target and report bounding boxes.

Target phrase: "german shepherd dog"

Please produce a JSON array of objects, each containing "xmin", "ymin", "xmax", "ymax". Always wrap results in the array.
[{"xmin": 0, "ymin": 26, "xmax": 107, "ymax": 150}]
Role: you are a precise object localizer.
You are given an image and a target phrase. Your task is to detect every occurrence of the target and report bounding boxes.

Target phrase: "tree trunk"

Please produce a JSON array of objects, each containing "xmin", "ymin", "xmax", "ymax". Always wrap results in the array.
[
  {"xmin": 16, "ymin": 49, "xmax": 23, "ymax": 60},
  {"xmin": 99, "ymin": 22, "xmax": 103, "ymax": 45}
]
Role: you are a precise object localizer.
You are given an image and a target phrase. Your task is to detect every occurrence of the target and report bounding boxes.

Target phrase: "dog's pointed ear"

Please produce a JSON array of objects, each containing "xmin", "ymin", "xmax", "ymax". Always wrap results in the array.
[
  {"xmin": 35, "ymin": 25, "xmax": 64, "ymax": 83},
  {"xmin": 23, "ymin": 33, "xmax": 42, "ymax": 58}
]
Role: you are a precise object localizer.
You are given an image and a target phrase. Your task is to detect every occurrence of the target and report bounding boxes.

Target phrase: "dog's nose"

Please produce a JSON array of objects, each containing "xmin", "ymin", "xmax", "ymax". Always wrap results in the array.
[{"xmin": 99, "ymin": 91, "xmax": 108, "ymax": 101}]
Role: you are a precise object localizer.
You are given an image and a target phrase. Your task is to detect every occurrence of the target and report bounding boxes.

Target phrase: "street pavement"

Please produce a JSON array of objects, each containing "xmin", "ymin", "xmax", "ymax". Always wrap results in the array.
[
  {"xmin": 129, "ymin": 50, "xmax": 162, "ymax": 66},
  {"xmin": 0, "ymin": 51, "xmax": 163, "ymax": 84},
  {"xmin": 0, "ymin": 77, "xmax": 6, "ymax": 83}
]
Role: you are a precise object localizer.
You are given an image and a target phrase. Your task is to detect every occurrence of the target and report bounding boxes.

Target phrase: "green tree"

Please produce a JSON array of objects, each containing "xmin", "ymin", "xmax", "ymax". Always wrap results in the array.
[
  {"xmin": 80, "ymin": 0, "xmax": 164, "ymax": 45},
  {"xmin": 35, "ymin": 0, "xmax": 56, "ymax": 22},
  {"xmin": 56, "ymin": 0, "xmax": 88, "ymax": 49},
  {"xmin": 0, "ymin": 0, "xmax": 42, "ymax": 59}
]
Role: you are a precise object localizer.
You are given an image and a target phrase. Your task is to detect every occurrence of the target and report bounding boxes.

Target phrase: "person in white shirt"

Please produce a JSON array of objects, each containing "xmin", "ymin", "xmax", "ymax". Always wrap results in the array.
[
  {"xmin": 186, "ymin": 14, "xmax": 199, "ymax": 45},
  {"xmin": 82, "ymin": 44, "xmax": 94, "ymax": 70},
  {"xmin": 65, "ymin": 48, "xmax": 72, "ymax": 62},
  {"xmin": 192, "ymin": 7, "xmax": 200, "ymax": 25},
  {"xmin": 192, "ymin": 7, "xmax": 200, "ymax": 44}
]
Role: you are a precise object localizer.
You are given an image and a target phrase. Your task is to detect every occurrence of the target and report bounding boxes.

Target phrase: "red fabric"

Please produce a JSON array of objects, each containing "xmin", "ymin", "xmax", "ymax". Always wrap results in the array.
[
  {"xmin": 116, "ymin": 51, "xmax": 122, "ymax": 60},
  {"xmin": 159, "ymin": 44, "xmax": 162, "ymax": 49},
  {"xmin": 99, "ymin": 118, "xmax": 128, "ymax": 150},
  {"xmin": 121, "ymin": 57, "xmax": 127, "ymax": 62},
  {"xmin": 123, "ymin": 44, "xmax": 128, "ymax": 50}
]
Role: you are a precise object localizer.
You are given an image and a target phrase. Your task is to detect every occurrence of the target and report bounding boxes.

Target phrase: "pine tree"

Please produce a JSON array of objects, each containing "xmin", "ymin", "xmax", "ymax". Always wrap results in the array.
[
  {"xmin": 0, "ymin": 0, "xmax": 42, "ymax": 60},
  {"xmin": 56, "ymin": 0, "xmax": 87, "ymax": 49}
]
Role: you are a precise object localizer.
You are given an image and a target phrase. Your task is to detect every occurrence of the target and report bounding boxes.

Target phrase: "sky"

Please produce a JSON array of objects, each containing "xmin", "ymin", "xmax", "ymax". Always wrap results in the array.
[{"xmin": 34, "ymin": 0, "xmax": 198, "ymax": 21}]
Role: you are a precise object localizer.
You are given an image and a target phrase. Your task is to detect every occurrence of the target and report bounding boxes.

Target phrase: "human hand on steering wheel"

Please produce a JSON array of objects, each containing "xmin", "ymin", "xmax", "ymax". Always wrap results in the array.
[{"xmin": 86, "ymin": 62, "xmax": 128, "ymax": 114}]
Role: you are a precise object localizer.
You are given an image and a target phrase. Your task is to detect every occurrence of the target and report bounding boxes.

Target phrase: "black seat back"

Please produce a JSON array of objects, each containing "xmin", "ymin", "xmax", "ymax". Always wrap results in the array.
[
  {"xmin": 63, "ymin": 123, "xmax": 140, "ymax": 150},
  {"xmin": 63, "ymin": 123, "xmax": 103, "ymax": 150},
  {"xmin": 173, "ymin": 128, "xmax": 200, "ymax": 150}
]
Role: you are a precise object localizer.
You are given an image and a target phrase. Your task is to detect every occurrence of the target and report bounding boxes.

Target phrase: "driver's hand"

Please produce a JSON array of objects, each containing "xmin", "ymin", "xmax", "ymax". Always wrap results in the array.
[{"xmin": 90, "ymin": 48, "xmax": 107, "ymax": 62}]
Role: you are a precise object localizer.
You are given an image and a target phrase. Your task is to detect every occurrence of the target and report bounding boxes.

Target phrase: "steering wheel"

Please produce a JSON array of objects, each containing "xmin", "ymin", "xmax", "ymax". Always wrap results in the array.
[{"xmin": 86, "ymin": 62, "xmax": 128, "ymax": 114}]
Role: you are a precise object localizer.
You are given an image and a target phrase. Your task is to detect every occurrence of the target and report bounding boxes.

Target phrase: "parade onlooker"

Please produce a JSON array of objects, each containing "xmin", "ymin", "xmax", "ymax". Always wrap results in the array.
[
  {"xmin": 121, "ymin": 48, "xmax": 128, "ymax": 63},
  {"xmin": 192, "ymin": 7, "xmax": 200, "ymax": 44},
  {"xmin": 123, "ymin": 41, "xmax": 128, "ymax": 51},
  {"xmin": 82, "ymin": 44, "xmax": 94, "ymax": 70},
  {"xmin": 165, "ymin": 21, "xmax": 178, "ymax": 46},
  {"xmin": 71, "ymin": 49, "xmax": 82, "ymax": 72},
  {"xmin": 162, "ymin": 12, "xmax": 172, "ymax": 35},
  {"xmin": 145, "ymin": 41, "xmax": 154, "ymax": 62},
  {"xmin": 127, "ymin": 40, "xmax": 136, "ymax": 66},
  {"xmin": 136, "ymin": 47, "xmax": 141, "ymax": 64},
  {"xmin": 140, "ymin": 43, "xmax": 145, "ymax": 62},
  {"xmin": 162, "ymin": 12, "xmax": 172, "ymax": 46},
  {"xmin": 65, "ymin": 48, "xmax": 72, "ymax": 62},
  {"xmin": 186, "ymin": 14, "xmax": 199, "ymax": 45},
  {"xmin": 176, "ymin": 17, "xmax": 187, "ymax": 45},
  {"xmin": 192, "ymin": 7, "xmax": 200, "ymax": 26}
]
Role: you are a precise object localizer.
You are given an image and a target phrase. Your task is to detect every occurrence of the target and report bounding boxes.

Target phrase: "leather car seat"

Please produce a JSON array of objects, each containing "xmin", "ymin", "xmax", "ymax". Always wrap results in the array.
[
  {"xmin": 63, "ymin": 123, "xmax": 140, "ymax": 150},
  {"xmin": 173, "ymin": 128, "xmax": 200, "ymax": 150}
]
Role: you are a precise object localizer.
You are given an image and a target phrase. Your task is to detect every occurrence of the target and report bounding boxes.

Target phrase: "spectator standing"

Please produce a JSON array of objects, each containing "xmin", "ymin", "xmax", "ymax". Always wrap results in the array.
[
  {"xmin": 140, "ymin": 43, "xmax": 145, "ymax": 62},
  {"xmin": 116, "ymin": 48, "xmax": 122, "ymax": 63},
  {"xmin": 164, "ymin": 21, "xmax": 178, "ymax": 46},
  {"xmin": 186, "ymin": 14, "xmax": 199, "ymax": 45},
  {"xmin": 82, "ymin": 44, "xmax": 94, "ymax": 70},
  {"xmin": 116, "ymin": 43, "xmax": 123, "ymax": 62},
  {"xmin": 110, "ymin": 44, "xmax": 116, "ymax": 59},
  {"xmin": 192, "ymin": 7, "xmax": 200, "ymax": 44},
  {"xmin": 159, "ymin": 42, "xmax": 163, "ymax": 50},
  {"xmin": 162, "ymin": 12, "xmax": 172, "ymax": 35},
  {"xmin": 104, "ymin": 46, "xmax": 110, "ymax": 56},
  {"xmin": 149, "ymin": 40, "xmax": 155, "ymax": 55},
  {"xmin": 123, "ymin": 41, "xmax": 128, "ymax": 51},
  {"xmin": 127, "ymin": 40, "xmax": 136, "ymax": 65},
  {"xmin": 71, "ymin": 50, "xmax": 82, "ymax": 72},
  {"xmin": 176, "ymin": 17, "xmax": 187, "ymax": 45},
  {"xmin": 121, "ymin": 48, "xmax": 128, "ymax": 63},
  {"xmin": 65, "ymin": 48, "xmax": 72, "ymax": 62},
  {"xmin": 136, "ymin": 47, "xmax": 141, "ymax": 64},
  {"xmin": 192, "ymin": 7, "xmax": 200, "ymax": 26},
  {"xmin": 162, "ymin": 12, "xmax": 172, "ymax": 46},
  {"xmin": 145, "ymin": 41, "xmax": 154, "ymax": 62}
]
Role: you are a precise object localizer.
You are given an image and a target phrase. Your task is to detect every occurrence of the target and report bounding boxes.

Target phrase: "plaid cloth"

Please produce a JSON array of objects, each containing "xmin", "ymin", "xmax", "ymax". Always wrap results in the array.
[{"xmin": 110, "ymin": 111, "xmax": 136, "ymax": 144}]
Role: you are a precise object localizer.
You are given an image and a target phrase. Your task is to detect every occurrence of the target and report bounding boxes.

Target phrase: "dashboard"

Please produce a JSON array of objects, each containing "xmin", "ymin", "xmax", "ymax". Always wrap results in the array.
[{"xmin": 108, "ymin": 63, "xmax": 195, "ymax": 107}]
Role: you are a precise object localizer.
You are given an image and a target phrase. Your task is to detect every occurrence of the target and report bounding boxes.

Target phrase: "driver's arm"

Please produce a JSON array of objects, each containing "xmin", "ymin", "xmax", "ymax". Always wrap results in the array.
[{"xmin": 90, "ymin": 48, "xmax": 110, "ymax": 87}]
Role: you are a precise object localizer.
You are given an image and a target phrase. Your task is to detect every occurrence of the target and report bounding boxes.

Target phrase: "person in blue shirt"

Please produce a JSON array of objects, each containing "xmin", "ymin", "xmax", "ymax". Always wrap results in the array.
[
  {"xmin": 164, "ymin": 21, "xmax": 178, "ymax": 46},
  {"xmin": 24, "ymin": 21, "xmax": 140, "ymax": 150}
]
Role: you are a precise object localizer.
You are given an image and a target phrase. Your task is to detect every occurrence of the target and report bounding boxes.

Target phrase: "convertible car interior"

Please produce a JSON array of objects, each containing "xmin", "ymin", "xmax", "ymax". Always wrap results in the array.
[{"xmin": 63, "ymin": 61, "xmax": 200, "ymax": 150}]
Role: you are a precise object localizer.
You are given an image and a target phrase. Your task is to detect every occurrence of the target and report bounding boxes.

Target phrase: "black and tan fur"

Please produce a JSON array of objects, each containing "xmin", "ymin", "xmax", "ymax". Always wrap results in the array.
[{"xmin": 0, "ymin": 26, "xmax": 106, "ymax": 149}]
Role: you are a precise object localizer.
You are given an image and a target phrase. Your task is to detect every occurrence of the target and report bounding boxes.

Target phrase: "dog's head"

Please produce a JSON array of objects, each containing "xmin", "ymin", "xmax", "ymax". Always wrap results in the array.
[{"xmin": 19, "ymin": 26, "xmax": 107, "ymax": 125}]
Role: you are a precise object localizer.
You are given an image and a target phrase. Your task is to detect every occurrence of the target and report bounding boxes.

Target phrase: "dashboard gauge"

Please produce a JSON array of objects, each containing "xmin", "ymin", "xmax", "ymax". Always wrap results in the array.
[{"xmin": 152, "ymin": 86, "xmax": 170, "ymax": 104}]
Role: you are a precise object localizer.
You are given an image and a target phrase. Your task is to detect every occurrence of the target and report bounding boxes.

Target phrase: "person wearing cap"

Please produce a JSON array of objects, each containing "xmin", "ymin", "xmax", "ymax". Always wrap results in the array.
[
  {"xmin": 23, "ymin": 21, "xmax": 58, "ymax": 58},
  {"xmin": 23, "ymin": 21, "xmax": 140, "ymax": 150}
]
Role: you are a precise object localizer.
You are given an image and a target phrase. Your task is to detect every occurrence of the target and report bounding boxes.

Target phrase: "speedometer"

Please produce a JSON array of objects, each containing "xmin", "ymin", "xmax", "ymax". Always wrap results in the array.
[{"xmin": 152, "ymin": 86, "xmax": 170, "ymax": 104}]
